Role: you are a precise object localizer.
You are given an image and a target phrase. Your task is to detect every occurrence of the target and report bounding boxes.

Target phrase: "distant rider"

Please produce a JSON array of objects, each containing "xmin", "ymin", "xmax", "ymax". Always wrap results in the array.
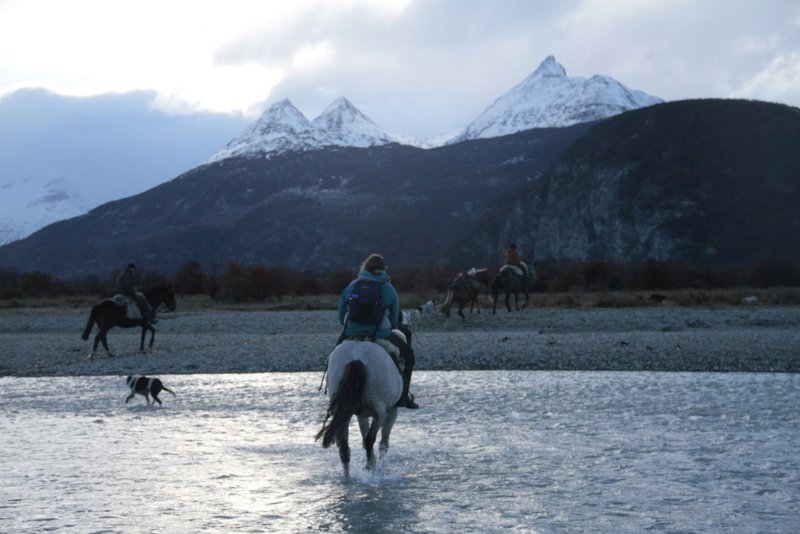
[
  {"xmin": 504, "ymin": 244, "xmax": 527, "ymax": 277},
  {"xmin": 116, "ymin": 263, "xmax": 156, "ymax": 325},
  {"xmin": 337, "ymin": 253, "xmax": 419, "ymax": 409}
]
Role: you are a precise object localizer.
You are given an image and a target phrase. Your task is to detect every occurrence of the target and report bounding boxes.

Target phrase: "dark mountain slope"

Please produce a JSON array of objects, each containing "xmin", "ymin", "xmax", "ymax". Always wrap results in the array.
[
  {"xmin": 0, "ymin": 124, "xmax": 591, "ymax": 277},
  {"xmin": 2, "ymin": 99, "xmax": 797, "ymax": 278},
  {"xmin": 508, "ymin": 99, "xmax": 800, "ymax": 268}
]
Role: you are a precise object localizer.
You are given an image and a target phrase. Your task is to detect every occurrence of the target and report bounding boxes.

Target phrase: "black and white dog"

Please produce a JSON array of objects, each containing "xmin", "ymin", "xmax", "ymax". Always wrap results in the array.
[{"xmin": 125, "ymin": 375, "xmax": 175, "ymax": 405}]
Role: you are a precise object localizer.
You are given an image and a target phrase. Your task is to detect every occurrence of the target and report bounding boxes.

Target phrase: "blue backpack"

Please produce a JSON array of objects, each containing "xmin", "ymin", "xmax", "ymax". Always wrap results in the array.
[{"xmin": 346, "ymin": 280, "xmax": 385, "ymax": 325}]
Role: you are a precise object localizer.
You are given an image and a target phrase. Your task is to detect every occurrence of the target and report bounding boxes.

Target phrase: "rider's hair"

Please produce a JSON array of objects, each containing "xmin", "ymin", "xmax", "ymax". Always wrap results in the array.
[{"xmin": 360, "ymin": 253, "xmax": 386, "ymax": 274}]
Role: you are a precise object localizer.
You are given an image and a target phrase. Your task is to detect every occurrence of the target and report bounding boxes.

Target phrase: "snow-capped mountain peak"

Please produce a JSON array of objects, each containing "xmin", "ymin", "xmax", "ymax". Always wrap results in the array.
[
  {"xmin": 450, "ymin": 55, "xmax": 663, "ymax": 143},
  {"xmin": 530, "ymin": 54, "xmax": 567, "ymax": 79},
  {"xmin": 312, "ymin": 97, "xmax": 394, "ymax": 147},
  {"xmin": 208, "ymin": 99, "xmax": 322, "ymax": 162},
  {"xmin": 208, "ymin": 97, "xmax": 393, "ymax": 162}
]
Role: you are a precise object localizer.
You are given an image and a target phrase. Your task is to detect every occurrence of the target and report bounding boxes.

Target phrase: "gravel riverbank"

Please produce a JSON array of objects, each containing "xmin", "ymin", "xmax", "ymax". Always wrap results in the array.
[{"xmin": 1, "ymin": 305, "xmax": 798, "ymax": 376}]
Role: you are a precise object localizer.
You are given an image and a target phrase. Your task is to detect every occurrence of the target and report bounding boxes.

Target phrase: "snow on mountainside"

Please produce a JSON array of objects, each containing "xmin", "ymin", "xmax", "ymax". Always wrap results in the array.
[
  {"xmin": 208, "ymin": 97, "xmax": 394, "ymax": 162},
  {"xmin": 0, "ymin": 178, "xmax": 86, "ymax": 245},
  {"xmin": 450, "ymin": 55, "xmax": 663, "ymax": 143},
  {"xmin": 0, "ymin": 88, "xmax": 247, "ymax": 245}
]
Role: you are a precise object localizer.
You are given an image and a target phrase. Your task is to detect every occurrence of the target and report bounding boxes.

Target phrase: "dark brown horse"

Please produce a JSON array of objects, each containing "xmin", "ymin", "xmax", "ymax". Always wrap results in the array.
[
  {"xmin": 491, "ymin": 264, "xmax": 537, "ymax": 314},
  {"xmin": 81, "ymin": 285, "xmax": 176, "ymax": 357},
  {"xmin": 439, "ymin": 268, "xmax": 490, "ymax": 320}
]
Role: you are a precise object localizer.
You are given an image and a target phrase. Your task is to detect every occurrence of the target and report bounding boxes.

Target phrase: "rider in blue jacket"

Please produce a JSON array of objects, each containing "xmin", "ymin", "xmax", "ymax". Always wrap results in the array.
[{"xmin": 337, "ymin": 253, "xmax": 419, "ymax": 409}]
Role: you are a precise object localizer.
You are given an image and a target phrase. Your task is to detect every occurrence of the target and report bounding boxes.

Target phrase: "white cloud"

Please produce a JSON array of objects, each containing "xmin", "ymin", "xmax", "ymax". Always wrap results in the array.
[
  {"xmin": 1, "ymin": 0, "xmax": 798, "ymax": 137},
  {"xmin": 734, "ymin": 51, "xmax": 800, "ymax": 105}
]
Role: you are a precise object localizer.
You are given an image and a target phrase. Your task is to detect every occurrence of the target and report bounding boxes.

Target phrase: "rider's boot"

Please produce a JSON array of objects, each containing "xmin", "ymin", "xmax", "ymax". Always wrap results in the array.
[{"xmin": 397, "ymin": 368, "xmax": 419, "ymax": 409}]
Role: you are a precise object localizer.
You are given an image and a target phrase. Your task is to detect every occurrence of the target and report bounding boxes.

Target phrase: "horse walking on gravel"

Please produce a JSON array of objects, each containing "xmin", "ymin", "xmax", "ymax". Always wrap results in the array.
[
  {"xmin": 316, "ymin": 339, "xmax": 403, "ymax": 478},
  {"xmin": 491, "ymin": 264, "xmax": 537, "ymax": 314},
  {"xmin": 81, "ymin": 285, "xmax": 176, "ymax": 357},
  {"xmin": 439, "ymin": 268, "xmax": 490, "ymax": 320}
]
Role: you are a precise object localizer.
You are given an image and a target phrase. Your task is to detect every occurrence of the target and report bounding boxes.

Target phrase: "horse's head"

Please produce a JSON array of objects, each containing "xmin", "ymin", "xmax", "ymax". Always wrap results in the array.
[
  {"xmin": 525, "ymin": 264, "xmax": 538, "ymax": 289},
  {"xmin": 162, "ymin": 284, "xmax": 177, "ymax": 311},
  {"xmin": 148, "ymin": 284, "xmax": 176, "ymax": 312}
]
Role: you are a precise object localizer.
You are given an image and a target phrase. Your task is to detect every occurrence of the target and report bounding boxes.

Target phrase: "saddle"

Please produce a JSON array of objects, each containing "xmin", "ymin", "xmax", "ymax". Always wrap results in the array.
[{"xmin": 111, "ymin": 294, "xmax": 142, "ymax": 320}]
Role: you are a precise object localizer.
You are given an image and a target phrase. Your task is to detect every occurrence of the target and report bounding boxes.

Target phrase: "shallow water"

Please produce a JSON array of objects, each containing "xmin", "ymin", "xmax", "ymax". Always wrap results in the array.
[{"xmin": 1, "ymin": 371, "xmax": 798, "ymax": 533}]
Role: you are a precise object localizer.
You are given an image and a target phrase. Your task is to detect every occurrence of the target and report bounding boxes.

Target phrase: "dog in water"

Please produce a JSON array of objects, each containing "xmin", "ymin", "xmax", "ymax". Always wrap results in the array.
[{"xmin": 125, "ymin": 375, "xmax": 175, "ymax": 405}]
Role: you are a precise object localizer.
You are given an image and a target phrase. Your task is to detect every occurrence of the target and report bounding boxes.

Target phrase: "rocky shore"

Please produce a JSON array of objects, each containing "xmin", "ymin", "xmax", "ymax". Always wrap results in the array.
[{"xmin": 1, "ymin": 305, "xmax": 798, "ymax": 377}]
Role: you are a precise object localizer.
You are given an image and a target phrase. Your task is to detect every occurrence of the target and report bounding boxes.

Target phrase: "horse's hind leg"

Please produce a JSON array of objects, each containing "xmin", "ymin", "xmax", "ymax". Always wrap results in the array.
[
  {"xmin": 95, "ymin": 330, "xmax": 112, "ymax": 357},
  {"xmin": 148, "ymin": 326, "xmax": 156, "ymax": 349},
  {"xmin": 336, "ymin": 434, "xmax": 351, "ymax": 478},
  {"xmin": 379, "ymin": 409, "xmax": 398, "ymax": 458},
  {"xmin": 363, "ymin": 419, "xmax": 380, "ymax": 470}
]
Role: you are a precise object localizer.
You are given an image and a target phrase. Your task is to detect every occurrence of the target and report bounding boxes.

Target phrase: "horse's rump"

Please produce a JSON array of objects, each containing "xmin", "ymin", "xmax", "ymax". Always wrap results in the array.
[{"xmin": 325, "ymin": 341, "xmax": 403, "ymax": 410}]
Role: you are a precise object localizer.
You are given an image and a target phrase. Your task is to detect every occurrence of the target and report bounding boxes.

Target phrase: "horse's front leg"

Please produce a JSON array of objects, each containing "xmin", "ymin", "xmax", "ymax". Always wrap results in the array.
[
  {"xmin": 139, "ymin": 326, "xmax": 147, "ymax": 352},
  {"xmin": 505, "ymin": 292, "xmax": 512, "ymax": 312}
]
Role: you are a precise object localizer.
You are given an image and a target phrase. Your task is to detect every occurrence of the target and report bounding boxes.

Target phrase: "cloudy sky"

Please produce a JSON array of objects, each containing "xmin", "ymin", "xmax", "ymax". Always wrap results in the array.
[{"xmin": 1, "ymin": 0, "xmax": 798, "ymax": 138}]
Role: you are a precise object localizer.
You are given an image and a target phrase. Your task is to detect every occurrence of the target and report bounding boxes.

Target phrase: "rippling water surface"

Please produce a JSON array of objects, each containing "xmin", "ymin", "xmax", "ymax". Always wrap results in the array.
[{"xmin": 1, "ymin": 371, "xmax": 798, "ymax": 533}]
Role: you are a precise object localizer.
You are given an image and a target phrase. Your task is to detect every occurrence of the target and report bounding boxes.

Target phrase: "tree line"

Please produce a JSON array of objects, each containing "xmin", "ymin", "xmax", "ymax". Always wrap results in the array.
[{"xmin": 1, "ymin": 258, "xmax": 799, "ymax": 302}]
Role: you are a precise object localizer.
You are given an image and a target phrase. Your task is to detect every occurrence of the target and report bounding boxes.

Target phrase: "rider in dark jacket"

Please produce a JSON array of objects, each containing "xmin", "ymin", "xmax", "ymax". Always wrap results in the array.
[
  {"xmin": 337, "ymin": 253, "xmax": 418, "ymax": 409},
  {"xmin": 115, "ymin": 263, "xmax": 156, "ymax": 325}
]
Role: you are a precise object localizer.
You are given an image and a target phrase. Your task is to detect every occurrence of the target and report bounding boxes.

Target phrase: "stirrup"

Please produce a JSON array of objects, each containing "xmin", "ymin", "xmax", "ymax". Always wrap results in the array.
[{"xmin": 398, "ymin": 392, "xmax": 419, "ymax": 409}]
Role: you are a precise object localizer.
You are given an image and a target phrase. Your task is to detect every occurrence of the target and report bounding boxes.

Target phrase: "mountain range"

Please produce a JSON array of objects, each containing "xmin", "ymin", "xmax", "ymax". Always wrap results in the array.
[
  {"xmin": 0, "ymin": 56, "xmax": 658, "ymax": 247},
  {"xmin": 206, "ymin": 55, "xmax": 661, "ymax": 161},
  {"xmin": 3, "ymin": 58, "xmax": 796, "ymax": 279}
]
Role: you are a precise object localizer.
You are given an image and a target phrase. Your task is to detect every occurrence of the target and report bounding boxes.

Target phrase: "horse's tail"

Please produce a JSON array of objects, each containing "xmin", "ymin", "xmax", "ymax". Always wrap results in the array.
[
  {"xmin": 81, "ymin": 305, "xmax": 97, "ymax": 340},
  {"xmin": 439, "ymin": 285, "xmax": 455, "ymax": 314},
  {"xmin": 316, "ymin": 360, "xmax": 367, "ymax": 449}
]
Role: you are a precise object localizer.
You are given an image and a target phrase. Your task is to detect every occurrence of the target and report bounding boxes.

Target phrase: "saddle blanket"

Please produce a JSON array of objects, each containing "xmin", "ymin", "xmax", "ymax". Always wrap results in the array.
[
  {"xmin": 111, "ymin": 294, "xmax": 142, "ymax": 320},
  {"xmin": 344, "ymin": 330, "xmax": 405, "ymax": 372},
  {"xmin": 500, "ymin": 262, "xmax": 528, "ymax": 277}
]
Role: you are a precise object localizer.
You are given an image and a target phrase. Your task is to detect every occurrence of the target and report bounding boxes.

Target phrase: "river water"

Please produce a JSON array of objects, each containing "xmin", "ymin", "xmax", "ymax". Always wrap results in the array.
[{"xmin": 1, "ymin": 371, "xmax": 798, "ymax": 533}]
